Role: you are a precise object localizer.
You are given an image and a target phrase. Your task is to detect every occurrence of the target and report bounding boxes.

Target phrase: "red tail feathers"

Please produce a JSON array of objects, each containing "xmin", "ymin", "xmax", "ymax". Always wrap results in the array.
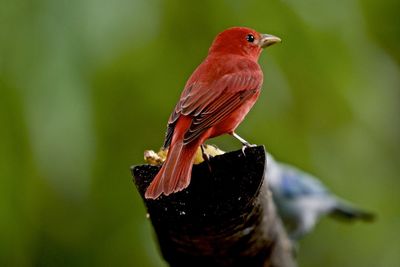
[
  {"xmin": 145, "ymin": 141, "xmax": 198, "ymax": 199},
  {"xmin": 145, "ymin": 116, "xmax": 200, "ymax": 199}
]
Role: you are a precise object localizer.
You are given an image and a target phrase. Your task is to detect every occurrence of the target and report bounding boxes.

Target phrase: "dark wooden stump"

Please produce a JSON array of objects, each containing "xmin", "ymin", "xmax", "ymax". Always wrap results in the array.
[{"xmin": 131, "ymin": 146, "xmax": 296, "ymax": 267}]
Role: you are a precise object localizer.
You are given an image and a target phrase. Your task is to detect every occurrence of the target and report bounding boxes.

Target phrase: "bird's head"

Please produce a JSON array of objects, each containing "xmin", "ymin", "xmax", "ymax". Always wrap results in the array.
[{"xmin": 208, "ymin": 27, "xmax": 281, "ymax": 60}]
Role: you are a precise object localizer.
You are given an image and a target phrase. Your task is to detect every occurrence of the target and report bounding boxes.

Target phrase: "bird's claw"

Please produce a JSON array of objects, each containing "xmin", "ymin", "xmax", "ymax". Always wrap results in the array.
[
  {"xmin": 241, "ymin": 143, "xmax": 257, "ymax": 156},
  {"xmin": 231, "ymin": 132, "xmax": 256, "ymax": 155},
  {"xmin": 202, "ymin": 151, "xmax": 210, "ymax": 162},
  {"xmin": 201, "ymin": 144, "xmax": 213, "ymax": 172}
]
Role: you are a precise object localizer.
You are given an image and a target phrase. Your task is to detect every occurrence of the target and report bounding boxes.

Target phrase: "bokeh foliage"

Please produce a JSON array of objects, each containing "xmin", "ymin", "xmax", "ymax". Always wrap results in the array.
[{"xmin": 1, "ymin": 0, "xmax": 399, "ymax": 266}]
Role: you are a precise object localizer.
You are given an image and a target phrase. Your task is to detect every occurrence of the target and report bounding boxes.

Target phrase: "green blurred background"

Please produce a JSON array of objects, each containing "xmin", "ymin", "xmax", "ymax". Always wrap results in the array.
[{"xmin": 1, "ymin": 0, "xmax": 399, "ymax": 266}]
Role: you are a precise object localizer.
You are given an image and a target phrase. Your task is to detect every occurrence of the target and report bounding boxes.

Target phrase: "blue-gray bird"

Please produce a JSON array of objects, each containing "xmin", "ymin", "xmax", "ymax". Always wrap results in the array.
[{"xmin": 266, "ymin": 153, "xmax": 374, "ymax": 240}]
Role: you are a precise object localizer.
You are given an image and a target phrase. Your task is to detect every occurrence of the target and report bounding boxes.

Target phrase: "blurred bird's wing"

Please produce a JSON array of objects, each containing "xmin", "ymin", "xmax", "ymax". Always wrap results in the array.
[
  {"xmin": 267, "ymin": 153, "xmax": 376, "ymax": 240},
  {"xmin": 277, "ymin": 164, "xmax": 329, "ymax": 199},
  {"xmin": 164, "ymin": 70, "xmax": 262, "ymax": 147}
]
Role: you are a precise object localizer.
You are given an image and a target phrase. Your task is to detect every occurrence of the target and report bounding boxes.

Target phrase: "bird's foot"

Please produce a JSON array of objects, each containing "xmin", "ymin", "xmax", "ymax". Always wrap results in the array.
[
  {"xmin": 201, "ymin": 144, "xmax": 212, "ymax": 172},
  {"xmin": 231, "ymin": 132, "xmax": 256, "ymax": 156},
  {"xmin": 241, "ymin": 143, "xmax": 257, "ymax": 156}
]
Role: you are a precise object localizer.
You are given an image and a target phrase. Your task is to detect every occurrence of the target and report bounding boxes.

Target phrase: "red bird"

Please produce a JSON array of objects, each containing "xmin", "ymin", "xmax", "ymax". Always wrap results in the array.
[{"xmin": 145, "ymin": 27, "xmax": 281, "ymax": 199}]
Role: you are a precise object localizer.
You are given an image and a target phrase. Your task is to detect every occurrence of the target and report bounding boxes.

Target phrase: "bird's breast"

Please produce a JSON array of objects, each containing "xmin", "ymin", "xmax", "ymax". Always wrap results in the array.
[{"xmin": 208, "ymin": 90, "xmax": 260, "ymax": 138}]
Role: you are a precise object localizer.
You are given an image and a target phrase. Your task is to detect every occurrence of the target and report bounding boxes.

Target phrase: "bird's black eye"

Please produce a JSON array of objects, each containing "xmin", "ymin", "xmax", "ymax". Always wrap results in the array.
[{"xmin": 246, "ymin": 34, "xmax": 255, "ymax": 43}]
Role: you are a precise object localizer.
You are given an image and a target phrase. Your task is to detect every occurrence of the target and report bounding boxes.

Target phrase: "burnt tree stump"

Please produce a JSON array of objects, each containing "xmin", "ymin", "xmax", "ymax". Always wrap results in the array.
[{"xmin": 131, "ymin": 146, "xmax": 296, "ymax": 267}]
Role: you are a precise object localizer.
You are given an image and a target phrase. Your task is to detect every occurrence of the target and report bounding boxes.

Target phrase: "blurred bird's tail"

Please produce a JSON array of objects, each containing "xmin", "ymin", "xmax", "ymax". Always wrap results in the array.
[{"xmin": 330, "ymin": 202, "xmax": 375, "ymax": 222}]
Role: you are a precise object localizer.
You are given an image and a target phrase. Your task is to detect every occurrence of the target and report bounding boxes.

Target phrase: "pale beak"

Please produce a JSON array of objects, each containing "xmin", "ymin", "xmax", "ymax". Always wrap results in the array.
[{"xmin": 259, "ymin": 34, "xmax": 281, "ymax": 48}]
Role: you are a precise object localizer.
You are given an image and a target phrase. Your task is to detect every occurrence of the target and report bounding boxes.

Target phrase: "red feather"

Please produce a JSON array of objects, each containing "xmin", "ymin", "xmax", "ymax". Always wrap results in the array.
[{"xmin": 145, "ymin": 27, "xmax": 274, "ymax": 199}]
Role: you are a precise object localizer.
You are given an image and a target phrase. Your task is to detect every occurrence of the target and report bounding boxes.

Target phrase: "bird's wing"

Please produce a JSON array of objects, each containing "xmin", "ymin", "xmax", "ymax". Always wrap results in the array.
[
  {"xmin": 164, "ymin": 71, "xmax": 262, "ymax": 147},
  {"xmin": 278, "ymin": 164, "xmax": 330, "ymax": 199}
]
